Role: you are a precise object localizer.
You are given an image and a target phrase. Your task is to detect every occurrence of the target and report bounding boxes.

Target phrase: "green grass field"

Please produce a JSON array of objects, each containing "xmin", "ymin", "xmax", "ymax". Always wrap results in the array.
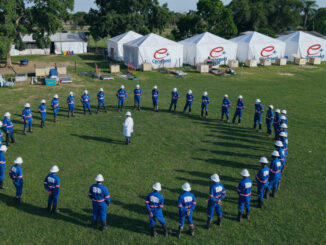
[{"xmin": 0, "ymin": 56, "xmax": 325, "ymax": 245}]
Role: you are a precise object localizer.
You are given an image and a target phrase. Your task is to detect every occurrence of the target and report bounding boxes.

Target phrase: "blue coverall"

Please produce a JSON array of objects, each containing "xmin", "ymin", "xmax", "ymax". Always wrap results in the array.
[
  {"xmin": 44, "ymin": 173, "xmax": 60, "ymax": 207},
  {"xmin": 88, "ymin": 183, "xmax": 111, "ymax": 223},
  {"xmin": 0, "ymin": 151, "xmax": 6, "ymax": 183},
  {"xmin": 178, "ymin": 191, "xmax": 196, "ymax": 228},
  {"xmin": 183, "ymin": 94, "xmax": 194, "ymax": 113},
  {"xmin": 3, "ymin": 117, "xmax": 14, "ymax": 145},
  {"xmin": 67, "ymin": 96, "xmax": 75, "ymax": 113},
  {"xmin": 0, "ymin": 130, "xmax": 3, "ymax": 146},
  {"xmin": 134, "ymin": 89, "xmax": 142, "ymax": 107},
  {"xmin": 201, "ymin": 96, "xmax": 210, "ymax": 118},
  {"xmin": 51, "ymin": 99, "xmax": 59, "ymax": 121},
  {"xmin": 255, "ymin": 166, "xmax": 269, "ymax": 201},
  {"xmin": 81, "ymin": 94, "xmax": 91, "ymax": 113},
  {"xmin": 22, "ymin": 108, "xmax": 32, "ymax": 131},
  {"xmin": 281, "ymin": 137, "xmax": 288, "ymax": 157},
  {"xmin": 116, "ymin": 89, "xmax": 127, "ymax": 109},
  {"xmin": 268, "ymin": 158, "xmax": 282, "ymax": 191},
  {"xmin": 38, "ymin": 104, "xmax": 47, "ymax": 124},
  {"xmin": 169, "ymin": 91, "xmax": 179, "ymax": 111},
  {"xmin": 145, "ymin": 191, "xmax": 166, "ymax": 227},
  {"xmin": 9, "ymin": 164, "xmax": 23, "ymax": 198},
  {"xmin": 237, "ymin": 177, "xmax": 252, "ymax": 213},
  {"xmin": 207, "ymin": 182, "xmax": 226, "ymax": 218},
  {"xmin": 97, "ymin": 92, "xmax": 107, "ymax": 112},
  {"xmin": 152, "ymin": 89, "xmax": 159, "ymax": 109},
  {"xmin": 233, "ymin": 99, "xmax": 245, "ymax": 124},
  {"xmin": 221, "ymin": 98, "xmax": 231, "ymax": 120},
  {"xmin": 273, "ymin": 113, "xmax": 280, "ymax": 139},
  {"xmin": 266, "ymin": 109, "xmax": 274, "ymax": 135},
  {"xmin": 254, "ymin": 103, "xmax": 264, "ymax": 129}
]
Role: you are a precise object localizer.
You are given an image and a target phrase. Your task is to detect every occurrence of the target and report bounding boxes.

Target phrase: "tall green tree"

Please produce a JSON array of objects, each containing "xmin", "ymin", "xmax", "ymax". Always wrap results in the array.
[
  {"xmin": 312, "ymin": 8, "xmax": 326, "ymax": 34},
  {"xmin": 0, "ymin": 0, "xmax": 73, "ymax": 66},
  {"xmin": 301, "ymin": 0, "xmax": 318, "ymax": 29}
]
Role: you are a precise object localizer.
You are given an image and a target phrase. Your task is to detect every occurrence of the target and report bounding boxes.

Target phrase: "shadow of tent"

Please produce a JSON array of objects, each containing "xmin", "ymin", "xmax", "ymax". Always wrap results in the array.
[{"xmin": 70, "ymin": 134, "xmax": 123, "ymax": 145}]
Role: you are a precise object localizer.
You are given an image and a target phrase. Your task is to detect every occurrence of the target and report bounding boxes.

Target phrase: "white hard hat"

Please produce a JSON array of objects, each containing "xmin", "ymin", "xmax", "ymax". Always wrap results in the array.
[
  {"xmin": 0, "ymin": 145, "xmax": 7, "ymax": 152},
  {"xmin": 4, "ymin": 112, "xmax": 10, "ymax": 117},
  {"xmin": 126, "ymin": 111, "xmax": 131, "ymax": 116},
  {"xmin": 99, "ymin": 88, "xmax": 103, "ymax": 92},
  {"xmin": 25, "ymin": 103, "xmax": 30, "ymax": 108},
  {"xmin": 84, "ymin": 90, "xmax": 88, "ymax": 94},
  {"xmin": 272, "ymin": 150, "xmax": 280, "ymax": 157},
  {"xmin": 41, "ymin": 99, "xmax": 46, "ymax": 104},
  {"xmin": 280, "ymin": 123, "xmax": 288, "ymax": 129},
  {"xmin": 136, "ymin": 84, "xmax": 140, "ymax": 89},
  {"xmin": 0, "ymin": 121, "xmax": 2, "ymax": 127},
  {"xmin": 203, "ymin": 91, "xmax": 208, "ymax": 96},
  {"xmin": 70, "ymin": 91, "xmax": 74, "ymax": 96},
  {"xmin": 121, "ymin": 85, "xmax": 125, "ymax": 89},
  {"xmin": 50, "ymin": 165, "xmax": 59, "ymax": 173},
  {"xmin": 281, "ymin": 109, "xmax": 287, "ymax": 115},
  {"xmin": 279, "ymin": 132, "xmax": 286, "ymax": 137},
  {"xmin": 256, "ymin": 99, "xmax": 261, "ymax": 103},
  {"xmin": 259, "ymin": 157, "xmax": 268, "ymax": 164},
  {"xmin": 269, "ymin": 105, "xmax": 273, "ymax": 110},
  {"xmin": 241, "ymin": 169, "xmax": 250, "ymax": 177},
  {"xmin": 173, "ymin": 88, "xmax": 177, "ymax": 92},
  {"xmin": 182, "ymin": 182, "xmax": 191, "ymax": 192},
  {"xmin": 275, "ymin": 109, "xmax": 281, "ymax": 113},
  {"xmin": 224, "ymin": 94, "xmax": 228, "ymax": 98},
  {"xmin": 95, "ymin": 174, "xmax": 104, "ymax": 182},
  {"xmin": 275, "ymin": 140, "xmax": 283, "ymax": 147},
  {"xmin": 188, "ymin": 90, "xmax": 192, "ymax": 94},
  {"xmin": 14, "ymin": 157, "xmax": 23, "ymax": 165},
  {"xmin": 280, "ymin": 115, "xmax": 286, "ymax": 120},
  {"xmin": 238, "ymin": 95, "xmax": 243, "ymax": 99},
  {"xmin": 211, "ymin": 174, "xmax": 220, "ymax": 182},
  {"xmin": 152, "ymin": 182, "xmax": 161, "ymax": 191},
  {"xmin": 54, "ymin": 94, "xmax": 59, "ymax": 99},
  {"xmin": 153, "ymin": 85, "xmax": 158, "ymax": 89}
]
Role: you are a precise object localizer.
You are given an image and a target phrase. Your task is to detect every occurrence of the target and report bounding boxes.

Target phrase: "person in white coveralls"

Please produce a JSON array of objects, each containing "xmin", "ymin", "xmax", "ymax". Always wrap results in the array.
[{"xmin": 123, "ymin": 111, "xmax": 134, "ymax": 145}]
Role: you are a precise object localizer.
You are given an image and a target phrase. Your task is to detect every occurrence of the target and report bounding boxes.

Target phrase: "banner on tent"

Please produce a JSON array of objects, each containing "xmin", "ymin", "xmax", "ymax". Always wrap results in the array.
[
  {"xmin": 259, "ymin": 45, "xmax": 278, "ymax": 61},
  {"xmin": 152, "ymin": 48, "xmax": 171, "ymax": 64},
  {"xmin": 306, "ymin": 44, "xmax": 324, "ymax": 59},
  {"xmin": 209, "ymin": 47, "xmax": 227, "ymax": 64}
]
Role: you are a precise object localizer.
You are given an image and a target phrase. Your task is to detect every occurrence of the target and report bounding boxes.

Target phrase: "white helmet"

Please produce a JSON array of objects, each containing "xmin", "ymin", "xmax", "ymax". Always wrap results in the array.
[
  {"xmin": 224, "ymin": 94, "xmax": 228, "ymax": 98},
  {"xmin": 84, "ymin": 90, "xmax": 88, "ymax": 94},
  {"xmin": 238, "ymin": 95, "xmax": 243, "ymax": 99},
  {"xmin": 25, "ymin": 103, "xmax": 31, "ymax": 108},
  {"xmin": 188, "ymin": 90, "xmax": 192, "ymax": 94},
  {"xmin": 50, "ymin": 165, "xmax": 59, "ymax": 173},
  {"xmin": 259, "ymin": 157, "xmax": 268, "ymax": 164},
  {"xmin": 4, "ymin": 112, "xmax": 10, "ymax": 117},
  {"xmin": 281, "ymin": 109, "xmax": 287, "ymax": 115},
  {"xmin": 54, "ymin": 94, "xmax": 59, "ymax": 99},
  {"xmin": 272, "ymin": 150, "xmax": 280, "ymax": 157},
  {"xmin": 203, "ymin": 91, "xmax": 208, "ymax": 96},
  {"xmin": 121, "ymin": 85, "xmax": 125, "ymax": 89},
  {"xmin": 256, "ymin": 99, "xmax": 261, "ymax": 103},
  {"xmin": 152, "ymin": 182, "xmax": 162, "ymax": 191},
  {"xmin": 280, "ymin": 115, "xmax": 286, "ymax": 120},
  {"xmin": 173, "ymin": 88, "xmax": 177, "ymax": 92},
  {"xmin": 70, "ymin": 91, "xmax": 74, "ymax": 96},
  {"xmin": 99, "ymin": 88, "xmax": 104, "ymax": 92},
  {"xmin": 153, "ymin": 85, "xmax": 158, "ymax": 89},
  {"xmin": 269, "ymin": 105, "xmax": 273, "ymax": 110},
  {"xmin": 126, "ymin": 111, "xmax": 131, "ymax": 116},
  {"xmin": 182, "ymin": 182, "xmax": 191, "ymax": 192},
  {"xmin": 279, "ymin": 132, "xmax": 286, "ymax": 137},
  {"xmin": 0, "ymin": 145, "xmax": 7, "ymax": 152},
  {"xmin": 136, "ymin": 85, "xmax": 140, "ymax": 89},
  {"xmin": 14, "ymin": 157, "xmax": 23, "ymax": 165},
  {"xmin": 275, "ymin": 109, "xmax": 281, "ymax": 113},
  {"xmin": 211, "ymin": 174, "xmax": 220, "ymax": 182},
  {"xmin": 41, "ymin": 99, "xmax": 46, "ymax": 104},
  {"xmin": 0, "ymin": 121, "xmax": 2, "ymax": 128},
  {"xmin": 241, "ymin": 169, "xmax": 250, "ymax": 177},
  {"xmin": 95, "ymin": 174, "xmax": 104, "ymax": 182},
  {"xmin": 280, "ymin": 123, "xmax": 288, "ymax": 129},
  {"xmin": 275, "ymin": 140, "xmax": 283, "ymax": 147}
]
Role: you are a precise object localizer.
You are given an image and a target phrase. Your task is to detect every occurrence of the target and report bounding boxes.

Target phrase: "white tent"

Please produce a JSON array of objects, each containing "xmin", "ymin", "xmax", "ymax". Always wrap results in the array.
[
  {"xmin": 179, "ymin": 32, "xmax": 238, "ymax": 65},
  {"xmin": 277, "ymin": 31, "xmax": 326, "ymax": 61},
  {"xmin": 230, "ymin": 32, "xmax": 286, "ymax": 62},
  {"xmin": 107, "ymin": 31, "xmax": 143, "ymax": 61},
  {"xmin": 123, "ymin": 33, "xmax": 183, "ymax": 69},
  {"xmin": 50, "ymin": 32, "xmax": 87, "ymax": 55}
]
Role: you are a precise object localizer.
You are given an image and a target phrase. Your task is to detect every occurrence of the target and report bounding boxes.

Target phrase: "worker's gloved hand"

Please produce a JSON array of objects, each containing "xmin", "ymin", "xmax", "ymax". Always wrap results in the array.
[
  {"xmin": 187, "ymin": 210, "xmax": 190, "ymax": 215},
  {"xmin": 48, "ymin": 191, "xmax": 51, "ymax": 195},
  {"xmin": 149, "ymin": 212, "xmax": 153, "ymax": 217},
  {"xmin": 218, "ymin": 200, "xmax": 222, "ymax": 205}
]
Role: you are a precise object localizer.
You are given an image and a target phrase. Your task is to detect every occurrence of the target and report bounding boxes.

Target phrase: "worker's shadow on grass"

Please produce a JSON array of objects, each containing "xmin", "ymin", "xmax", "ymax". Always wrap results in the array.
[
  {"xmin": 200, "ymin": 149, "xmax": 262, "ymax": 161},
  {"xmin": 174, "ymin": 169, "xmax": 240, "ymax": 183},
  {"xmin": 71, "ymin": 134, "xmax": 124, "ymax": 145},
  {"xmin": 202, "ymin": 140, "xmax": 269, "ymax": 151},
  {"xmin": 206, "ymin": 134, "xmax": 271, "ymax": 146},
  {"xmin": 192, "ymin": 156, "xmax": 259, "ymax": 170}
]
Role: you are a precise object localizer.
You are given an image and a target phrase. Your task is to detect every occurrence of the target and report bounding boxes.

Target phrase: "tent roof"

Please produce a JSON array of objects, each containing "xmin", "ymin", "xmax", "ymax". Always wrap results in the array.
[
  {"xmin": 109, "ymin": 31, "xmax": 143, "ymax": 43},
  {"xmin": 231, "ymin": 31, "xmax": 283, "ymax": 45},
  {"xmin": 277, "ymin": 31, "xmax": 326, "ymax": 43},
  {"xmin": 124, "ymin": 33, "xmax": 179, "ymax": 48},
  {"xmin": 179, "ymin": 32, "xmax": 232, "ymax": 45}
]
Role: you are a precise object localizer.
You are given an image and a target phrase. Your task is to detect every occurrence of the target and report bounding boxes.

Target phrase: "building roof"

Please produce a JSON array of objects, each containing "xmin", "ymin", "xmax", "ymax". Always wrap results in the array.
[{"xmin": 21, "ymin": 32, "xmax": 87, "ymax": 43}]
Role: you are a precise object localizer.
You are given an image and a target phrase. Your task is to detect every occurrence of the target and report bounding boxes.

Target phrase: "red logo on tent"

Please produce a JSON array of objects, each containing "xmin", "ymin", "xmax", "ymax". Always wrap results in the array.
[
  {"xmin": 210, "ymin": 47, "xmax": 224, "ymax": 58},
  {"xmin": 154, "ymin": 48, "xmax": 168, "ymax": 60},
  {"xmin": 261, "ymin": 46, "xmax": 275, "ymax": 57},
  {"xmin": 307, "ymin": 44, "xmax": 321, "ymax": 55}
]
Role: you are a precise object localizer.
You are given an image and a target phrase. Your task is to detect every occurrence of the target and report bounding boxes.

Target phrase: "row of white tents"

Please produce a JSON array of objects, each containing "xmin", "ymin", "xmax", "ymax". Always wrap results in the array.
[{"xmin": 108, "ymin": 31, "xmax": 326, "ymax": 69}]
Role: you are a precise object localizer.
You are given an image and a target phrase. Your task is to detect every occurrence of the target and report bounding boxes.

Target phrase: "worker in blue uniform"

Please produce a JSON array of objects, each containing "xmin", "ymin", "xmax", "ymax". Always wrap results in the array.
[
  {"xmin": 273, "ymin": 109, "xmax": 281, "ymax": 139},
  {"xmin": 279, "ymin": 132, "xmax": 288, "ymax": 157},
  {"xmin": 3, "ymin": 112, "xmax": 15, "ymax": 146},
  {"xmin": 88, "ymin": 174, "xmax": 111, "ymax": 231},
  {"xmin": 169, "ymin": 88, "xmax": 179, "ymax": 112},
  {"xmin": 67, "ymin": 92, "xmax": 75, "ymax": 117},
  {"xmin": 9, "ymin": 157, "xmax": 24, "ymax": 204},
  {"xmin": 237, "ymin": 169, "xmax": 252, "ymax": 222},
  {"xmin": 152, "ymin": 85, "xmax": 159, "ymax": 112},
  {"xmin": 134, "ymin": 84, "xmax": 142, "ymax": 111},
  {"xmin": 81, "ymin": 90, "xmax": 92, "ymax": 115},
  {"xmin": 0, "ymin": 121, "xmax": 3, "ymax": 146},
  {"xmin": 177, "ymin": 182, "xmax": 196, "ymax": 238},
  {"xmin": 201, "ymin": 92, "xmax": 210, "ymax": 119},
  {"xmin": 253, "ymin": 98, "xmax": 264, "ymax": 131},
  {"xmin": 96, "ymin": 88, "xmax": 107, "ymax": 113},
  {"xmin": 44, "ymin": 165, "xmax": 60, "ymax": 214},
  {"xmin": 281, "ymin": 110, "xmax": 288, "ymax": 124},
  {"xmin": 255, "ymin": 157, "xmax": 269, "ymax": 208},
  {"xmin": 221, "ymin": 94, "xmax": 231, "ymax": 122},
  {"xmin": 22, "ymin": 103, "xmax": 33, "ymax": 135},
  {"xmin": 279, "ymin": 123, "xmax": 288, "ymax": 136},
  {"xmin": 275, "ymin": 140, "xmax": 285, "ymax": 169},
  {"xmin": 232, "ymin": 95, "xmax": 245, "ymax": 125},
  {"xmin": 266, "ymin": 105, "xmax": 274, "ymax": 136},
  {"xmin": 0, "ymin": 145, "xmax": 8, "ymax": 189},
  {"xmin": 145, "ymin": 182, "xmax": 169, "ymax": 237},
  {"xmin": 116, "ymin": 85, "xmax": 127, "ymax": 112},
  {"xmin": 38, "ymin": 100, "xmax": 47, "ymax": 128},
  {"xmin": 51, "ymin": 94, "xmax": 59, "ymax": 122},
  {"xmin": 206, "ymin": 174, "xmax": 226, "ymax": 229},
  {"xmin": 266, "ymin": 151, "xmax": 282, "ymax": 198},
  {"xmin": 183, "ymin": 90, "xmax": 194, "ymax": 114}
]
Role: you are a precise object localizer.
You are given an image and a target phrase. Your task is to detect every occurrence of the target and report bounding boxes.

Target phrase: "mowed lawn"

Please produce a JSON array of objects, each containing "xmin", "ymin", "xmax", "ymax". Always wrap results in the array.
[{"xmin": 0, "ymin": 56, "xmax": 325, "ymax": 245}]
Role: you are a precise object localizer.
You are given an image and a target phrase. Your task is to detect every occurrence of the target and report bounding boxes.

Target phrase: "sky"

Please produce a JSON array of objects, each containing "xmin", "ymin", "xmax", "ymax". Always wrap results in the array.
[{"xmin": 73, "ymin": 0, "xmax": 326, "ymax": 13}]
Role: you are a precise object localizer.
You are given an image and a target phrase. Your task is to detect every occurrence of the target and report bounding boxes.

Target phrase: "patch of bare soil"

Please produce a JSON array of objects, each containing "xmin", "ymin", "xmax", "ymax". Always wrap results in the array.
[{"xmin": 277, "ymin": 72, "xmax": 295, "ymax": 76}]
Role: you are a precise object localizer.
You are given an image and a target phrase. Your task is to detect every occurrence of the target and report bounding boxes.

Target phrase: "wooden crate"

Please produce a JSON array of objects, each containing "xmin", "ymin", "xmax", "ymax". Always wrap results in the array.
[
  {"xmin": 196, "ymin": 64, "xmax": 209, "ymax": 73},
  {"xmin": 228, "ymin": 60, "xmax": 239, "ymax": 68},
  {"xmin": 110, "ymin": 65, "xmax": 120, "ymax": 73},
  {"xmin": 309, "ymin": 58, "xmax": 321, "ymax": 65},
  {"xmin": 294, "ymin": 58, "xmax": 306, "ymax": 65},
  {"xmin": 260, "ymin": 59, "xmax": 272, "ymax": 66},
  {"xmin": 275, "ymin": 58, "xmax": 287, "ymax": 66},
  {"xmin": 35, "ymin": 67, "xmax": 47, "ymax": 77},
  {"xmin": 142, "ymin": 63, "xmax": 152, "ymax": 72},
  {"xmin": 245, "ymin": 60, "xmax": 257, "ymax": 68},
  {"xmin": 57, "ymin": 66, "xmax": 67, "ymax": 75}
]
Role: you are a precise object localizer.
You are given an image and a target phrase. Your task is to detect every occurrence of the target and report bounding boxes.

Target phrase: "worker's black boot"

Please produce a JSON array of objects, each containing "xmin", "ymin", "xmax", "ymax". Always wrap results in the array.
[
  {"xmin": 189, "ymin": 108, "xmax": 191, "ymax": 114},
  {"xmin": 51, "ymin": 205, "xmax": 59, "ymax": 214},
  {"xmin": 205, "ymin": 111, "xmax": 208, "ymax": 120},
  {"xmin": 173, "ymin": 105, "xmax": 176, "ymax": 111},
  {"xmin": 41, "ymin": 121, "xmax": 44, "ymax": 128},
  {"xmin": 23, "ymin": 128, "xmax": 27, "ymax": 135},
  {"xmin": 104, "ymin": 106, "xmax": 108, "ymax": 113},
  {"xmin": 89, "ymin": 109, "xmax": 92, "ymax": 115},
  {"xmin": 0, "ymin": 181, "xmax": 8, "ymax": 189},
  {"xmin": 168, "ymin": 105, "xmax": 172, "ymax": 111},
  {"xmin": 253, "ymin": 123, "xmax": 256, "ymax": 129},
  {"xmin": 156, "ymin": 106, "xmax": 159, "ymax": 112},
  {"xmin": 138, "ymin": 105, "xmax": 141, "ymax": 111},
  {"xmin": 17, "ymin": 197, "xmax": 24, "ymax": 204},
  {"xmin": 226, "ymin": 115, "xmax": 229, "ymax": 123},
  {"xmin": 190, "ymin": 226, "xmax": 194, "ymax": 236},
  {"xmin": 29, "ymin": 126, "xmax": 32, "ymax": 133},
  {"xmin": 259, "ymin": 124, "xmax": 262, "ymax": 132},
  {"xmin": 264, "ymin": 189, "xmax": 270, "ymax": 199},
  {"xmin": 101, "ymin": 222, "xmax": 108, "ymax": 231},
  {"xmin": 271, "ymin": 187, "xmax": 277, "ymax": 198},
  {"xmin": 177, "ymin": 227, "xmax": 182, "ymax": 238},
  {"xmin": 201, "ymin": 110, "xmax": 203, "ymax": 117},
  {"xmin": 245, "ymin": 210, "xmax": 250, "ymax": 220},
  {"xmin": 232, "ymin": 117, "xmax": 235, "ymax": 124},
  {"xmin": 54, "ymin": 115, "xmax": 57, "ymax": 122},
  {"xmin": 163, "ymin": 226, "xmax": 168, "ymax": 237},
  {"xmin": 151, "ymin": 227, "xmax": 157, "ymax": 237},
  {"xmin": 237, "ymin": 212, "xmax": 242, "ymax": 222},
  {"xmin": 125, "ymin": 139, "xmax": 129, "ymax": 145},
  {"xmin": 217, "ymin": 216, "xmax": 222, "ymax": 226},
  {"xmin": 6, "ymin": 134, "xmax": 10, "ymax": 146},
  {"xmin": 47, "ymin": 203, "xmax": 52, "ymax": 213},
  {"xmin": 206, "ymin": 218, "xmax": 213, "ymax": 229},
  {"xmin": 121, "ymin": 105, "xmax": 124, "ymax": 112},
  {"xmin": 128, "ymin": 138, "xmax": 131, "ymax": 144},
  {"xmin": 71, "ymin": 111, "xmax": 74, "ymax": 117},
  {"xmin": 238, "ymin": 118, "xmax": 241, "ymax": 125},
  {"xmin": 96, "ymin": 107, "xmax": 99, "ymax": 114}
]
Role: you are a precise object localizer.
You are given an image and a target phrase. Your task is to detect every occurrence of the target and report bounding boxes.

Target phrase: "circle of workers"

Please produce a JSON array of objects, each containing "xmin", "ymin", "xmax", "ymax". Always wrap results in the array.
[{"xmin": 0, "ymin": 84, "xmax": 289, "ymax": 237}]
